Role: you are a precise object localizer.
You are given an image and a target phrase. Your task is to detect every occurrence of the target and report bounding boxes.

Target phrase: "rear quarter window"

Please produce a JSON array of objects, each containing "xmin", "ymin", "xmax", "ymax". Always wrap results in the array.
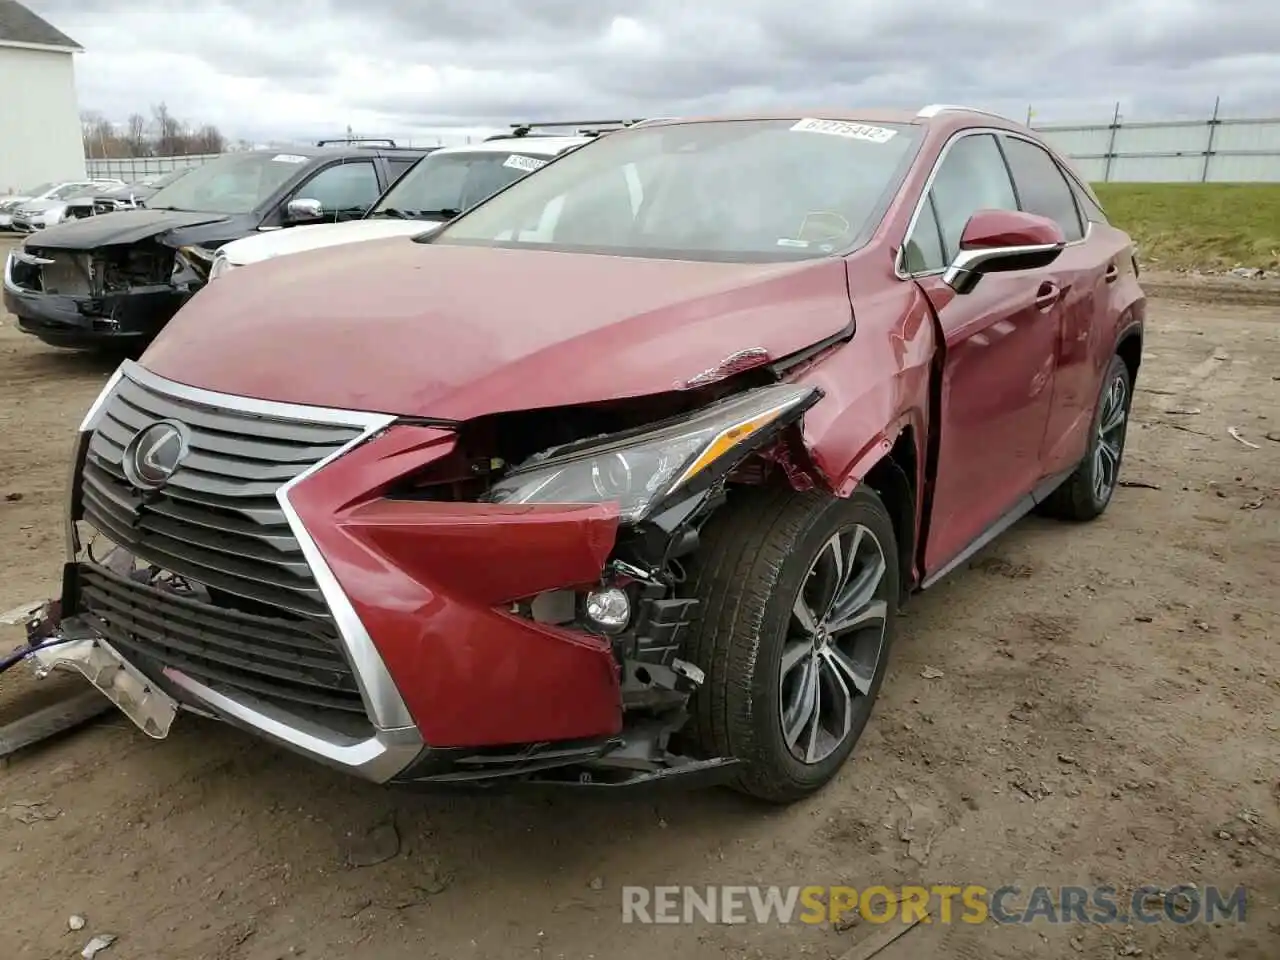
[{"xmin": 999, "ymin": 136, "xmax": 1085, "ymax": 241}]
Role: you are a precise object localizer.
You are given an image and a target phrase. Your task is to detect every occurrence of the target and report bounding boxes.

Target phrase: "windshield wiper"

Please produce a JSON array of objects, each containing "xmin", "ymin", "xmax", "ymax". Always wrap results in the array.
[
  {"xmin": 371, "ymin": 207, "xmax": 409, "ymax": 219},
  {"xmin": 417, "ymin": 208, "xmax": 462, "ymax": 220}
]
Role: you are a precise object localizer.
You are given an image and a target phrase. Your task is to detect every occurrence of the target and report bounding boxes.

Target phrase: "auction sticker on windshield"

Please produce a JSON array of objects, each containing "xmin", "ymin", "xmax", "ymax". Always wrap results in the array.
[
  {"xmin": 790, "ymin": 118, "xmax": 897, "ymax": 143},
  {"xmin": 271, "ymin": 154, "xmax": 309, "ymax": 164},
  {"xmin": 503, "ymin": 154, "xmax": 549, "ymax": 172}
]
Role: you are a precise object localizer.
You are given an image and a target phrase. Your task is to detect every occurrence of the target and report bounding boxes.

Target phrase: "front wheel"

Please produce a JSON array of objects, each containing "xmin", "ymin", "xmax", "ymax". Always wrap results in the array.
[{"xmin": 681, "ymin": 485, "xmax": 899, "ymax": 803}]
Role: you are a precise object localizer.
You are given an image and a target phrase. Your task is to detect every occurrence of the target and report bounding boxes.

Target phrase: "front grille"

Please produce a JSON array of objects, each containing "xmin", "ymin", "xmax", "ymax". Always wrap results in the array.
[
  {"xmin": 79, "ymin": 372, "xmax": 363, "ymax": 621},
  {"xmin": 78, "ymin": 563, "xmax": 370, "ymax": 729},
  {"xmin": 75, "ymin": 369, "xmax": 373, "ymax": 728}
]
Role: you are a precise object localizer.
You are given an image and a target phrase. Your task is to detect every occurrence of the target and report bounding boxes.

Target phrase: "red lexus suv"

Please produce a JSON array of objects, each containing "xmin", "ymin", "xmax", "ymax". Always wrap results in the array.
[{"xmin": 25, "ymin": 106, "xmax": 1144, "ymax": 803}]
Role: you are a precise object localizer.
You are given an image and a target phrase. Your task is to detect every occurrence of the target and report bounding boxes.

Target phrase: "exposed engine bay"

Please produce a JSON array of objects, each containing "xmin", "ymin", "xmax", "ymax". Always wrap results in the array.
[{"xmin": 8, "ymin": 241, "xmax": 207, "ymax": 298}]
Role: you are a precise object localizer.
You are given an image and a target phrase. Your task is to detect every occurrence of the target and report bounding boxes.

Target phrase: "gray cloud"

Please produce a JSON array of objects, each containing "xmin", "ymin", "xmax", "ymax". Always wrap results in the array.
[{"xmin": 23, "ymin": 0, "xmax": 1280, "ymax": 144}]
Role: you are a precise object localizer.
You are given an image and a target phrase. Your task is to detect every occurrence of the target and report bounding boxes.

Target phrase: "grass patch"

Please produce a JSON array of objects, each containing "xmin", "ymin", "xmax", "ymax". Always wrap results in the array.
[{"xmin": 1091, "ymin": 183, "xmax": 1280, "ymax": 272}]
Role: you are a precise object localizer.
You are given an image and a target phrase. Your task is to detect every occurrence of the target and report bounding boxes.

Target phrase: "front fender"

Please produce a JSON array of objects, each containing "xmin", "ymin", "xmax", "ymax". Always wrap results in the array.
[{"xmin": 794, "ymin": 277, "xmax": 936, "ymax": 496}]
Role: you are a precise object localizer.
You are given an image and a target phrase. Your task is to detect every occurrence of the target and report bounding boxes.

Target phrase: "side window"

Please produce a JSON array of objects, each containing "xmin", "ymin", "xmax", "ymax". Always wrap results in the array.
[
  {"xmin": 902, "ymin": 196, "xmax": 946, "ymax": 273},
  {"xmin": 913, "ymin": 133, "xmax": 1018, "ymax": 268},
  {"xmin": 1068, "ymin": 178, "xmax": 1108, "ymax": 224},
  {"xmin": 295, "ymin": 161, "xmax": 380, "ymax": 219},
  {"xmin": 999, "ymin": 136, "xmax": 1085, "ymax": 241},
  {"xmin": 384, "ymin": 156, "xmax": 418, "ymax": 185}
]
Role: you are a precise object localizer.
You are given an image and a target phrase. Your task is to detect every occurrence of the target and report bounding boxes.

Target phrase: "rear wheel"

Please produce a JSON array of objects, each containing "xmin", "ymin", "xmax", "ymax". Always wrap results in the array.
[
  {"xmin": 1039, "ymin": 353, "xmax": 1132, "ymax": 521},
  {"xmin": 681, "ymin": 485, "xmax": 899, "ymax": 803}
]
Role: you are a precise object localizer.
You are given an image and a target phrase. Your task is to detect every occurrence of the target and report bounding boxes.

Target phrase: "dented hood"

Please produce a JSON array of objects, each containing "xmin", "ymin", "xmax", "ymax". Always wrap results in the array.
[
  {"xmin": 140, "ymin": 237, "xmax": 854, "ymax": 420},
  {"xmin": 29, "ymin": 208, "xmax": 233, "ymax": 249}
]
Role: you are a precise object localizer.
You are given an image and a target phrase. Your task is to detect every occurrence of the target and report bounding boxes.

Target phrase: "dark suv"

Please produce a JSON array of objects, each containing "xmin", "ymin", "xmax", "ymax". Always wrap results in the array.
[{"xmin": 3, "ymin": 141, "xmax": 432, "ymax": 351}]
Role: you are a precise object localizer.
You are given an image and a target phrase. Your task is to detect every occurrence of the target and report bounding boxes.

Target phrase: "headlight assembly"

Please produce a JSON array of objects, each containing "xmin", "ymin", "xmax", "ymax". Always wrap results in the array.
[
  {"xmin": 207, "ymin": 252, "xmax": 235, "ymax": 280},
  {"xmin": 482, "ymin": 383, "xmax": 818, "ymax": 521}
]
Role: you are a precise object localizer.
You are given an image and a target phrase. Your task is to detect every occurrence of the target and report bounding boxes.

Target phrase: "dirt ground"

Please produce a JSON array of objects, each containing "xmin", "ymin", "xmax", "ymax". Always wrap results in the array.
[{"xmin": 0, "ymin": 244, "xmax": 1277, "ymax": 959}]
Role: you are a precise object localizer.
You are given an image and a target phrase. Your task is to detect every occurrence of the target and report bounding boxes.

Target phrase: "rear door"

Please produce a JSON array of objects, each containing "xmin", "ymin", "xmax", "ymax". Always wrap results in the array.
[
  {"xmin": 903, "ymin": 131, "xmax": 1066, "ymax": 575},
  {"xmin": 996, "ymin": 133, "xmax": 1109, "ymax": 475}
]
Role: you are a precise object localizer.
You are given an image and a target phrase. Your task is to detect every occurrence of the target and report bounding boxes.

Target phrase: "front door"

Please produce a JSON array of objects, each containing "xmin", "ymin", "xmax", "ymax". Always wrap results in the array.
[{"xmin": 899, "ymin": 132, "xmax": 1063, "ymax": 574}]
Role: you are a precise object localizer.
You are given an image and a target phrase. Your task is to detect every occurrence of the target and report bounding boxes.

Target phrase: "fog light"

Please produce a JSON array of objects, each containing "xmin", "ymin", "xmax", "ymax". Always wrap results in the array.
[{"xmin": 584, "ymin": 586, "xmax": 631, "ymax": 634}]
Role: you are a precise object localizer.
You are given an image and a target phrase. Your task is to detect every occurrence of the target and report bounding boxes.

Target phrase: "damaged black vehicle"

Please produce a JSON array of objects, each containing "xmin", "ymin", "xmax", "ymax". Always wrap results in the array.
[{"xmin": 3, "ymin": 144, "xmax": 429, "ymax": 352}]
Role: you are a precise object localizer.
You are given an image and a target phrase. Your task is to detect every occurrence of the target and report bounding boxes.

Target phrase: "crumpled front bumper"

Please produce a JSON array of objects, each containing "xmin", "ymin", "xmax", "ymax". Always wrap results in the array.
[
  {"xmin": 35, "ymin": 362, "xmax": 741, "ymax": 790},
  {"xmin": 2, "ymin": 249, "xmax": 189, "ymax": 349}
]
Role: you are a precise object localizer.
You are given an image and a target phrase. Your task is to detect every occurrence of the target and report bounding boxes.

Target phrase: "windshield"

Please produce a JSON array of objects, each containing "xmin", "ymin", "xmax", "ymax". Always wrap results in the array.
[
  {"xmin": 431, "ymin": 118, "xmax": 920, "ymax": 261},
  {"xmin": 50, "ymin": 182, "xmax": 95, "ymax": 199},
  {"xmin": 146, "ymin": 168, "xmax": 192, "ymax": 189},
  {"xmin": 145, "ymin": 152, "xmax": 310, "ymax": 214},
  {"xmin": 371, "ymin": 149, "xmax": 559, "ymax": 220},
  {"xmin": 22, "ymin": 181, "xmax": 55, "ymax": 197}
]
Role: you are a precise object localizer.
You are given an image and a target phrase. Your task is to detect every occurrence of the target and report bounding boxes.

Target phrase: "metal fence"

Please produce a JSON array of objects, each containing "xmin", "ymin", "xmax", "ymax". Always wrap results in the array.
[
  {"xmin": 86, "ymin": 153, "xmax": 219, "ymax": 180},
  {"xmin": 85, "ymin": 109, "xmax": 1280, "ymax": 184},
  {"xmin": 1031, "ymin": 105, "xmax": 1280, "ymax": 183}
]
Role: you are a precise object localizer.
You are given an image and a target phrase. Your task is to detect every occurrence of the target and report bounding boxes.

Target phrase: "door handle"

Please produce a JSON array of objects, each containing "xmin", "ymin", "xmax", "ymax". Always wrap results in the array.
[
  {"xmin": 1034, "ymin": 281, "xmax": 1060, "ymax": 311},
  {"xmin": 1104, "ymin": 263, "xmax": 1119, "ymax": 283}
]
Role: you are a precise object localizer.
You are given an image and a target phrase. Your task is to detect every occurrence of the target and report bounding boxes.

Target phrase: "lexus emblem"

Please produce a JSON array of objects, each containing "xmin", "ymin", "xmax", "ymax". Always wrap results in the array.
[{"xmin": 122, "ymin": 420, "xmax": 190, "ymax": 489}]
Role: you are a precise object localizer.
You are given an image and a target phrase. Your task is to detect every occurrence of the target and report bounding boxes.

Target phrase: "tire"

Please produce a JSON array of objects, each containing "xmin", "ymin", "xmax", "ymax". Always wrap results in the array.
[
  {"xmin": 1039, "ymin": 353, "xmax": 1132, "ymax": 521},
  {"xmin": 680, "ymin": 484, "xmax": 899, "ymax": 803}
]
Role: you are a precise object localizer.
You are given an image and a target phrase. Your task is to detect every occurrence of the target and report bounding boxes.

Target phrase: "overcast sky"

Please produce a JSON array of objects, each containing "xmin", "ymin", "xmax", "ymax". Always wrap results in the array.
[{"xmin": 25, "ymin": 0, "xmax": 1280, "ymax": 146}]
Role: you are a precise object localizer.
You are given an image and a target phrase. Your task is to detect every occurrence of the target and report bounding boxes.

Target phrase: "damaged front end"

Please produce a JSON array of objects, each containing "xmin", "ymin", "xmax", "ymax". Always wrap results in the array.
[
  {"xmin": 366, "ymin": 380, "xmax": 824, "ymax": 789},
  {"xmin": 34, "ymin": 360, "xmax": 827, "ymax": 791},
  {"xmin": 2, "ymin": 240, "xmax": 214, "ymax": 350}
]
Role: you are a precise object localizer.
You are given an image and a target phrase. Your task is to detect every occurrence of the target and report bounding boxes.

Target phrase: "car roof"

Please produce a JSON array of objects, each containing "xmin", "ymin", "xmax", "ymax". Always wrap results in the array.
[
  {"xmin": 428, "ymin": 136, "xmax": 592, "ymax": 158},
  {"xmin": 634, "ymin": 105, "xmax": 1027, "ymax": 132},
  {"xmin": 238, "ymin": 145, "xmax": 432, "ymax": 161}
]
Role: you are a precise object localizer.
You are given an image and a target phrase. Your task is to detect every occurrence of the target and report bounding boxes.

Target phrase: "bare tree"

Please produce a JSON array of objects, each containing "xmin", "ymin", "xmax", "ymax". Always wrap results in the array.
[
  {"xmin": 81, "ymin": 104, "xmax": 228, "ymax": 159},
  {"xmin": 152, "ymin": 101, "xmax": 185, "ymax": 156},
  {"xmin": 126, "ymin": 113, "xmax": 150, "ymax": 156},
  {"xmin": 190, "ymin": 124, "xmax": 227, "ymax": 155}
]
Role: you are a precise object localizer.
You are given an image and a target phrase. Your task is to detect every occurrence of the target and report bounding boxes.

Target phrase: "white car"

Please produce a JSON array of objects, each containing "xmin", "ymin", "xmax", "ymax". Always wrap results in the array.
[
  {"xmin": 1, "ymin": 179, "xmax": 125, "ymax": 230},
  {"xmin": 209, "ymin": 136, "xmax": 591, "ymax": 279}
]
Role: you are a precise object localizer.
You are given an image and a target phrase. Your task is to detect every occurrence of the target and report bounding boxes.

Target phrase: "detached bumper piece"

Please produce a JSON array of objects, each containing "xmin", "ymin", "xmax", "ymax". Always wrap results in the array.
[{"xmin": 24, "ymin": 603, "xmax": 179, "ymax": 741}]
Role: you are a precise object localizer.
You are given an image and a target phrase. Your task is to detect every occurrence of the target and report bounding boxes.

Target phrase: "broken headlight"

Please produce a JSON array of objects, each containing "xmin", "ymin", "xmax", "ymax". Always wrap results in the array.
[
  {"xmin": 482, "ymin": 383, "xmax": 817, "ymax": 521},
  {"xmin": 207, "ymin": 252, "xmax": 235, "ymax": 280}
]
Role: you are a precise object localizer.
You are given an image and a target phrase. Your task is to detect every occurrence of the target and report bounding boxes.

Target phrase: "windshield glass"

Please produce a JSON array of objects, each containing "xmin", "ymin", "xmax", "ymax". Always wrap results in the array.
[
  {"xmin": 22, "ymin": 181, "xmax": 55, "ymax": 197},
  {"xmin": 431, "ymin": 118, "xmax": 920, "ymax": 261},
  {"xmin": 145, "ymin": 152, "xmax": 310, "ymax": 213},
  {"xmin": 371, "ymin": 149, "xmax": 559, "ymax": 220},
  {"xmin": 146, "ymin": 168, "xmax": 192, "ymax": 189},
  {"xmin": 50, "ymin": 183, "xmax": 95, "ymax": 199}
]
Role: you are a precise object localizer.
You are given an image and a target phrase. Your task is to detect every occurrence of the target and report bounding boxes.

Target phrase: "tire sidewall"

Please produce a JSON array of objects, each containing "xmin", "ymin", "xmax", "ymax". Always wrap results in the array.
[
  {"xmin": 749, "ymin": 486, "xmax": 900, "ymax": 792},
  {"xmin": 1086, "ymin": 355, "xmax": 1133, "ymax": 512}
]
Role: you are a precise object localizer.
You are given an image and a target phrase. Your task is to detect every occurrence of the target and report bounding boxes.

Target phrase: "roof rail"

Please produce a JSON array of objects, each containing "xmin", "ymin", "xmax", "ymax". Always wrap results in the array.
[
  {"xmin": 501, "ymin": 119, "xmax": 648, "ymax": 139},
  {"xmin": 916, "ymin": 103, "xmax": 1014, "ymax": 122},
  {"xmin": 316, "ymin": 137, "xmax": 398, "ymax": 147}
]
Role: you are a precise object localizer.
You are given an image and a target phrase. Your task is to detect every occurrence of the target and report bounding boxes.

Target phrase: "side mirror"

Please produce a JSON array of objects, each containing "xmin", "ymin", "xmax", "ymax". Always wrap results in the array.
[
  {"xmin": 285, "ymin": 197, "xmax": 323, "ymax": 222},
  {"xmin": 944, "ymin": 209, "xmax": 1066, "ymax": 294}
]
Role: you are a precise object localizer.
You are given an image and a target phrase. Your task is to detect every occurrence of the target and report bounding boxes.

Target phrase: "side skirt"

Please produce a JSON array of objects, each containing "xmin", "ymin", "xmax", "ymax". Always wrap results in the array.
[{"xmin": 918, "ymin": 465, "xmax": 1077, "ymax": 590}]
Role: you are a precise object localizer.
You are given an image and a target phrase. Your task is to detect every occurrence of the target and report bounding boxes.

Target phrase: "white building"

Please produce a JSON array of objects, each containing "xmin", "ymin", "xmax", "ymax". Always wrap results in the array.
[{"xmin": 0, "ymin": 0, "xmax": 85, "ymax": 196}]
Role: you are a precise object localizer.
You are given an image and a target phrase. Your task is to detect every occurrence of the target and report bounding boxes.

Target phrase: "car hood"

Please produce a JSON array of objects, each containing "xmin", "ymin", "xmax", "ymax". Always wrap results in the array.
[
  {"xmin": 220, "ymin": 218, "xmax": 441, "ymax": 266},
  {"xmin": 27, "ymin": 208, "xmax": 235, "ymax": 249},
  {"xmin": 16, "ymin": 198, "xmax": 65, "ymax": 213},
  {"xmin": 141, "ymin": 239, "xmax": 854, "ymax": 420}
]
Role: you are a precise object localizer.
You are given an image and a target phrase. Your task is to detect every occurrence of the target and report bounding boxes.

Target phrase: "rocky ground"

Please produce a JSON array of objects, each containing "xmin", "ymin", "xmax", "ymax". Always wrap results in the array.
[{"xmin": 0, "ymin": 247, "xmax": 1277, "ymax": 959}]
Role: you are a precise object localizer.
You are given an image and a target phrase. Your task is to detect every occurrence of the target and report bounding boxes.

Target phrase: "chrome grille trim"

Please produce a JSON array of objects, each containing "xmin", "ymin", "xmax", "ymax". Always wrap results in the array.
[
  {"xmin": 81, "ymin": 373, "xmax": 362, "ymax": 619},
  {"xmin": 75, "ymin": 360, "xmax": 419, "ymax": 754}
]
